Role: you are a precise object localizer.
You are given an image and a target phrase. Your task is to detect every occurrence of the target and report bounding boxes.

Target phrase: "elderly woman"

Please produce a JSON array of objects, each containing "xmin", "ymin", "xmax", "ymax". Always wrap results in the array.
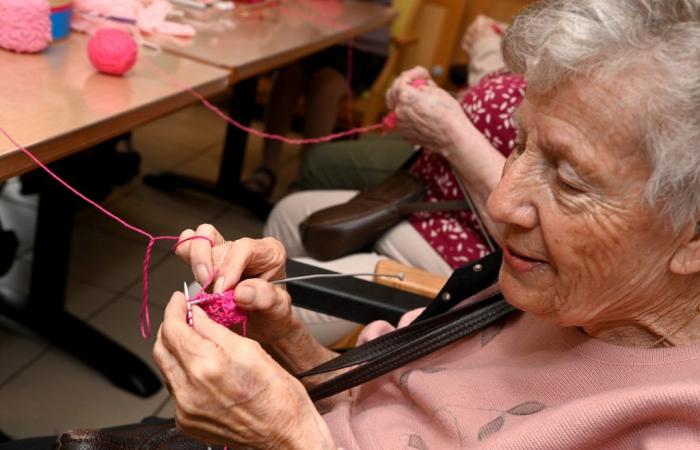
[{"xmin": 149, "ymin": 1, "xmax": 700, "ymax": 448}]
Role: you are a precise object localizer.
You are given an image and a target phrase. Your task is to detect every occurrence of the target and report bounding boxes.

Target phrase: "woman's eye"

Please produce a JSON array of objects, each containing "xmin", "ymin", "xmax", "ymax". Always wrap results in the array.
[{"xmin": 557, "ymin": 176, "xmax": 583, "ymax": 193}]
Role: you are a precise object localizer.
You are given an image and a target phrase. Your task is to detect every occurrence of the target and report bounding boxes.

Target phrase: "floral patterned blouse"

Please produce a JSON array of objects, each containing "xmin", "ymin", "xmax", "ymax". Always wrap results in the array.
[{"xmin": 407, "ymin": 71, "xmax": 527, "ymax": 269}]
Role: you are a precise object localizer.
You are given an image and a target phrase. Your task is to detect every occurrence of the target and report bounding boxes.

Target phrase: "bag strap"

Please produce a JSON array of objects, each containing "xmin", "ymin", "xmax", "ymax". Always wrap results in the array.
[
  {"xmin": 298, "ymin": 283, "xmax": 501, "ymax": 377},
  {"xmin": 299, "ymin": 253, "xmax": 516, "ymax": 401},
  {"xmin": 304, "ymin": 293, "xmax": 515, "ymax": 401}
]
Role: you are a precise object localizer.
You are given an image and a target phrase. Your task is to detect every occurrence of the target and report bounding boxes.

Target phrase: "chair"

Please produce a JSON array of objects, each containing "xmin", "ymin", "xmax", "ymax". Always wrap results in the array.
[
  {"xmin": 285, "ymin": 250, "xmax": 502, "ymax": 325},
  {"xmin": 351, "ymin": 0, "xmax": 423, "ymax": 126},
  {"xmin": 353, "ymin": 0, "xmax": 473, "ymax": 125}
]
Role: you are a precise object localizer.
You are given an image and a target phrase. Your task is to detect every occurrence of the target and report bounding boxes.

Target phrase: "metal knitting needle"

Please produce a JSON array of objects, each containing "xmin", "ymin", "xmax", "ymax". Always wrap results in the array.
[
  {"xmin": 186, "ymin": 272, "xmax": 406, "ymax": 306},
  {"xmin": 271, "ymin": 272, "xmax": 405, "ymax": 285},
  {"xmin": 452, "ymin": 169, "xmax": 496, "ymax": 252},
  {"xmin": 184, "ymin": 282, "xmax": 193, "ymax": 326}
]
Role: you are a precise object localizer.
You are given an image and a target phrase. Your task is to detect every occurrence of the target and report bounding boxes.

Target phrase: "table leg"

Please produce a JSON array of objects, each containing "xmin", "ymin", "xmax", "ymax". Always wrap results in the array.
[
  {"xmin": 0, "ymin": 183, "xmax": 161, "ymax": 398},
  {"xmin": 143, "ymin": 76, "xmax": 272, "ymax": 219}
]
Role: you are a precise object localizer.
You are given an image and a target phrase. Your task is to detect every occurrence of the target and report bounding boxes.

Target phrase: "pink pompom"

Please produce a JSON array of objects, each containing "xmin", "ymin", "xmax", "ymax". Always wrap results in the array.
[
  {"xmin": 196, "ymin": 291, "xmax": 248, "ymax": 330},
  {"xmin": 0, "ymin": 0, "xmax": 52, "ymax": 53},
  {"xmin": 87, "ymin": 28, "xmax": 138, "ymax": 76}
]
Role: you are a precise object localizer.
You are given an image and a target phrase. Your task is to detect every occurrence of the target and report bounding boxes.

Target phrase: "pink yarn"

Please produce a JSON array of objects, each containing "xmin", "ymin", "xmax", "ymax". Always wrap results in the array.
[
  {"xmin": 0, "ymin": 0, "xmax": 51, "ymax": 53},
  {"xmin": 191, "ymin": 291, "xmax": 248, "ymax": 332},
  {"xmin": 0, "ymin": 125, "xmax": 231, "ymax": 339},
  {"xmin": 142, "ymin": 58, "xmax": 389, "ymax": 145},
  {"xmin": 88, "ymin": 28, "xmax": 138, "ymax": 76}
]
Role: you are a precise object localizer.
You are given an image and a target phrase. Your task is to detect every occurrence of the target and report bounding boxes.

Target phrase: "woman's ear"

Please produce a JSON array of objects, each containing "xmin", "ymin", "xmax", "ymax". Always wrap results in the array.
[{"xmin": 670, "ymin": 222, "xmax": 700, "ymax": 275}]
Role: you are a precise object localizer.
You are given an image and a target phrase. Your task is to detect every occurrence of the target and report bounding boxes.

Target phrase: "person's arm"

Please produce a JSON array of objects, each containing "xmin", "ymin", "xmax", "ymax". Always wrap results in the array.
[
  {"xmin": 441, "ymin": 113, "xmax": 506, "ymax": 243},
  {"xmin": 174, "ymin": 226, "xmax": 352, "ymax": 408},
  {"xmin": 386, "ymin": 67, "xmax": 506, "ymax": 243}
]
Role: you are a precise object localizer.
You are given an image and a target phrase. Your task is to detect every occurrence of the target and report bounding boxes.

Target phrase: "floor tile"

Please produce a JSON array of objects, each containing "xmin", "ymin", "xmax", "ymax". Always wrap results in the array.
[
  {"xmin": 0, "ymin": 255, "xmax": 32, "ymax": 297},
  {"xmin": 0, "ymin": 322, "xmax": 47, "ymax": 387},
  {"xmin": 0, "ymin": 346, "xmax": 167, "ymax": 438},
  {"xmin": 69, "ymin": 226, "xmax": 165, "ymax": 293},
  {"xmin": 174, "ymin": 147, "xmax": 224, "ymax": 183},
  {"xmin": 0, "ymin": 295, "xmax": 168, "ymax": 438},
  {"xmin": 89, "ymin": 296, "xmax": 164, "ymax": 371},
  {"xmin": 82, "ymin": 183, "xmax": 229, "ymax": 241},
  {"xmin": 140, "ymin": 110, "xmax": 225, "ymax": 153},
  {"xmin": 65, "ymin": 280, "xmax": 118, "ymax": 321},
  {"xmin": 126, "ymin": 254, "xmax": 194, "ymax": 307},
  {"xmin": 131, "ymin": 130, "xmax": 207, "ymax": 172},
  {"xmin": 211, "ymin": 206, "xmax": 263, "ymax": 240}
]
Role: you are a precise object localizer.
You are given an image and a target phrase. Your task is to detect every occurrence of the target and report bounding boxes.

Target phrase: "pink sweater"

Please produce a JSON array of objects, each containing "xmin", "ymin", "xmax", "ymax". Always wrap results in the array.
[{"xmin": 323, "ymin": 311, "xmax": 700, "ymax": 449}]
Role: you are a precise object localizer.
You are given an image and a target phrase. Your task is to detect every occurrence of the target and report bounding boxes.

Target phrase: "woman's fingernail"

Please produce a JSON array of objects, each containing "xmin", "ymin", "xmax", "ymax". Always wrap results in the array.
[
  {"xmin": 213, "ymin": 277, "xmax": 226, "ymax": 293},
  {"xmin": 195, "ymin": 264, "xmax": 209, "ymax": 284},
  {"xmin": 235, "ymin": 286, "xmax": 254, "ymax": 303}
]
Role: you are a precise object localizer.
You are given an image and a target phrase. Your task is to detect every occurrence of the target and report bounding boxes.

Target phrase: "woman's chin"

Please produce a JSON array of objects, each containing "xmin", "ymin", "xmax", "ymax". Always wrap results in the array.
[{"xmin": 499, "ymin": 266, "xmax": 553, "ymax": 315}]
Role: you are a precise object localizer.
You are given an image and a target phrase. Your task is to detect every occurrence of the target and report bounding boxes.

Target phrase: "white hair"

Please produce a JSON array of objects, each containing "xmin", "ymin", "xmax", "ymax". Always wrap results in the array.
[{"xmin": 502, "ymin": 0, "xmax": 700, "ymax": 229}]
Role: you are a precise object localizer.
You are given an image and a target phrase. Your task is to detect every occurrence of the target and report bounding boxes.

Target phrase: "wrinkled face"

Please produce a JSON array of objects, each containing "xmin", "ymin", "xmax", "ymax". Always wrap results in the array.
[{"xmin": 486, "ymin": 78, "xmax": 686, "ymax": 329}]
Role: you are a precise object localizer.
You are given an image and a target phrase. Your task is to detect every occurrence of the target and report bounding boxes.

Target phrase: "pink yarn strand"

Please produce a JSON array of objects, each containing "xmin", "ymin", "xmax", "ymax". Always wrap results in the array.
[
  {"xmin": 0, "ymin": 125, "xmax": 225, "ymax": 339},
  {"xmin": 141, "ymin": 59, "xmax": 385, "ymax": 144},
  {"xmin": 0, "ymin": 126, "xmax": 155, "ymax": 241}
]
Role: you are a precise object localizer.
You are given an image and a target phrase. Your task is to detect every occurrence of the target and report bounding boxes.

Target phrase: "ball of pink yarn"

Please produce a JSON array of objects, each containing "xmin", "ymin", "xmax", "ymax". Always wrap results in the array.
[
  {"xmin": 87, "ymin": 28, "xmax": 138, "ymax": 76},
  {"xmin": 0, "ymin": 0, "xmax": 52, "ymax": 53},
  {"xmin": 197, "ymin": 291, "xmax": 248, "ymax": 329}
]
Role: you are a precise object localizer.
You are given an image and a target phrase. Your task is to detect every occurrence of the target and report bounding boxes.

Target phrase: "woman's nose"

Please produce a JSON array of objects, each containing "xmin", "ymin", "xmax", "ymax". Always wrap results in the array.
[{"xmin": 487, "ymin": 155, "xmax": 539, "ymax": 230}]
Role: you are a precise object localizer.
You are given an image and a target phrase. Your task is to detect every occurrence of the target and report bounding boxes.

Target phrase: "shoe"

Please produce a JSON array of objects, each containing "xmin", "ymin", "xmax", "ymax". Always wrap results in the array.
[{"xmin": 241, "ymin": 166, "xmax": 277, "ymax": 198}]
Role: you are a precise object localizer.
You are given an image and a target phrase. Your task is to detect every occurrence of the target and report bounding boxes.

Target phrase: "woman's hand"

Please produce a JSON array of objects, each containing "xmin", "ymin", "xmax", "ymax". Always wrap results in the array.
[
  {"xmin": 385, "ymin": 66, "xmax": 469, "ymax": 158},
  {"xmin": 174, "ymin": 226, "xmax": 340, "ymax": 376},
  {"xmin": 461, "ymin": 15, "xmax": 502, "ymax": 57},
  {"xmin": 175, "ymin": 225, "xmax": 294, "ymax": 343},
  {"xmin": 153, "ymin": 293, "xmax": 336, "ymax": 449},
  {"xmin": 175, "ymin": 224, "xmax": 286, "ymax": 293}
]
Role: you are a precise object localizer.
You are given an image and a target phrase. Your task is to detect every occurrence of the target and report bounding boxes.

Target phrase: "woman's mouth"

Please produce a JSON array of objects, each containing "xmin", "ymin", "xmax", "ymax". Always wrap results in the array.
[{"xmin": 503, "ymin": 245, "xmax": 547, "ymax": 273}]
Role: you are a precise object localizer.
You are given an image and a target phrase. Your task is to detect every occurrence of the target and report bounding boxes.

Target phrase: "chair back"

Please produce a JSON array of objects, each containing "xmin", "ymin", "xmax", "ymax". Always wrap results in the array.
[
  {"xmin": 351, "ymin": 0, "xmax": 422, "ymax": 126},
  {"xmin": 355, "ymin": 0, "xmax": 469, "ymax": 125}
]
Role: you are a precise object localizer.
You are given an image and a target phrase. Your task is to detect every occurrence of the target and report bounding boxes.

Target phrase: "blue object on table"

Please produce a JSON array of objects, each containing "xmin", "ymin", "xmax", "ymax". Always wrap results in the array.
[{"xmin": 51, "ymin": 3, "xmax": 72, "ymax": 40}]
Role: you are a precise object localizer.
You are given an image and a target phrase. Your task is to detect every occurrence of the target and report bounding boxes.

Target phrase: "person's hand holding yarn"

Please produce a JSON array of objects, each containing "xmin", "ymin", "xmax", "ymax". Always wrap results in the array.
[
  {"xmin": 176, "ymin": 224, "xmax": 287, "ymax": 292},
  {"xmin": 385, "ymin": 66, "xmax": 476, "ymax": 161},
  {"xmin": 153, "ymin": 293, "xmax": 336, "ymax": 449},
  {"xmin": 175, "ymin": 225, "xmax": 299, "ymax": 344}
]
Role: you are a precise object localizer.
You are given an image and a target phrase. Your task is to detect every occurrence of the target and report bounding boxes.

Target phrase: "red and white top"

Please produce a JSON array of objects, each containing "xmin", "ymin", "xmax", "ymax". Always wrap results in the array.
[{"xmin": 408, "ymin": 71, "xmax": 527, "ymax": 269}]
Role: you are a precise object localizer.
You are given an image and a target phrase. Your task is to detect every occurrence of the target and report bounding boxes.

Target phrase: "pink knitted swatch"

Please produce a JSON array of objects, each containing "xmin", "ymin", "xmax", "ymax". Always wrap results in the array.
[{"xmin": 191, "ymin": 291, "xmax": 248, "ymax": 333}]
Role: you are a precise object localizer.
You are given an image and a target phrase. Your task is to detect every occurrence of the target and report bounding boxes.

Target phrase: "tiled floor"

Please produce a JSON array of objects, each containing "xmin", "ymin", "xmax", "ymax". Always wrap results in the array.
[{"xmin": 0, "ymin": 102, "xmax": 301, "ymax": 439}]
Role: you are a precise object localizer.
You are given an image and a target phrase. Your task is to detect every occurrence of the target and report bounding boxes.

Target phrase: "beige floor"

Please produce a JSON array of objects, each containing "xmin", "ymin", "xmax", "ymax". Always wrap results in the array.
[{"xmin": 0, "ymin": 102, "xmax": 302, "ymax": 439}]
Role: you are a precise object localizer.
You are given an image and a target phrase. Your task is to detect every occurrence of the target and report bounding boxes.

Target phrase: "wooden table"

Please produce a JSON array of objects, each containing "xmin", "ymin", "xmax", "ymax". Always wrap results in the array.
[
  {"xmin": 0, "ymin": 34, "xmax": 229, "ymax": 398},
  {"xmin": 155, "ymin": 0, "xmax": 396, "ymax": 80},
  {"xmin": 0, "ymin": 33, "xmax": 228, "ymax": 180},
  {"xmin": 144, "ymin": 0, "xmax": 396, "ymax": 217}
]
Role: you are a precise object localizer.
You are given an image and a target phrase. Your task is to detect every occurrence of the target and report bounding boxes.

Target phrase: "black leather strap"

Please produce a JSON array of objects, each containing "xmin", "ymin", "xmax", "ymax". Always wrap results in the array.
[
  {"xmin": 415, "ymin": 250, "xmax": 504, "ymax": 321},
  {"xmin": 298, "ymin": 284, "xmax": 501, "ymax": 378},
  {"xmin": 304, "ymin": 294, "xmax": 515, "ymax": 401},
  {"xmin": 299, "ymin": 252, "xmax": 515, "ymax": 402}
]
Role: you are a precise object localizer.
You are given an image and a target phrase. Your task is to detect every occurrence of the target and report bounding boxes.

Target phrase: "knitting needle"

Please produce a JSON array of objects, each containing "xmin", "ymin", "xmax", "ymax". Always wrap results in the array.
[
  {"xmin": 185, "ymin": 272, "xmax": 406, "ymax": 306},
  {"xmin": 184, "ymin": 282, "xmax": 193, "ymax": 326},
  {"xmin": 271, "ymin": 272, "xmax": 405, "ymax": 285}
]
